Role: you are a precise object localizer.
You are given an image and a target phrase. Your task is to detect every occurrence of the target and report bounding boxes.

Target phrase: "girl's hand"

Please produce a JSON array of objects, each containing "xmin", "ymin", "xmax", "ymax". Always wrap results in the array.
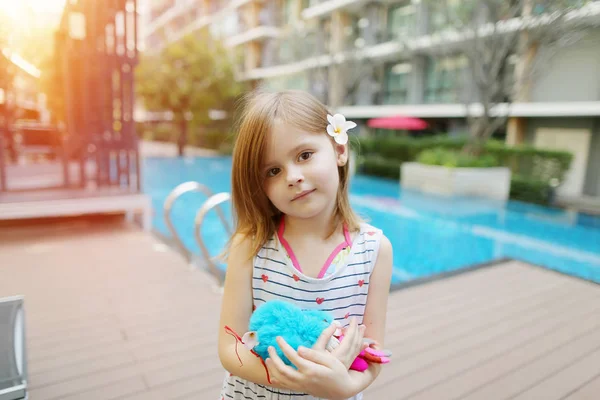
[
  {"xmin": 265, "ymin": 326, "xmax": 358, "ymax": 400},
  {"xmin": 330, "ymin": 318, "xmax": 367, "ymax": 370}
]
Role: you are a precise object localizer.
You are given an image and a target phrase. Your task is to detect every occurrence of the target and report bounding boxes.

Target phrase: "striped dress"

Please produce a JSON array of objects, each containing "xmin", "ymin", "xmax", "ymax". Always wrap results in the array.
[{"xmin": 220, "ymin": 223, "xmax": 384, "ymax": 400}]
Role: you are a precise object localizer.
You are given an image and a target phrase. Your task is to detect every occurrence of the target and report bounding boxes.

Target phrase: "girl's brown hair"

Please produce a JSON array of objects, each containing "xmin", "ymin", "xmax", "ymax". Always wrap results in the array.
[{"xmin": 228, "ymin": 89, "xmax": 361, "ymax": 259}]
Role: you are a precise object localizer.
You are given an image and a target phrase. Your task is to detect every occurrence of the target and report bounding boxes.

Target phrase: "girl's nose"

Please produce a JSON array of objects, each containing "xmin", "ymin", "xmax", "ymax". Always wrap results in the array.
[{"xmin": 287, "ymin": 170, "xmax": 304, "ymax": 186}]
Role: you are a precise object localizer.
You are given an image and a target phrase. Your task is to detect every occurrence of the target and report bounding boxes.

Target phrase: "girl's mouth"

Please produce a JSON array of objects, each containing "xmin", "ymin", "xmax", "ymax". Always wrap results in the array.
[{"xmin": 292, "ymin": 189, "xmax": 316, "ymax": 201}]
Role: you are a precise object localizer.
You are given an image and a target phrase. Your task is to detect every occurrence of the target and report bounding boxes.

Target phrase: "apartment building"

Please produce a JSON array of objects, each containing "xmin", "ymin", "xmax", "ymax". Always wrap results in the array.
[{"xmin": 142, "ymin": 0, "xmax": 600, "ymax": 198}]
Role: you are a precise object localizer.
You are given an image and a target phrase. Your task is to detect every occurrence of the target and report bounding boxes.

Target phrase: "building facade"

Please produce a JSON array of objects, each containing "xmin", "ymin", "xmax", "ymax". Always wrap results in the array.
[
  {"xmin": 142, "ymin": 0, "xmax": 600, "ymax": 199},
  {"xmin": 0, "ymin": 49, "xmax": 46, "ymax": 123}
]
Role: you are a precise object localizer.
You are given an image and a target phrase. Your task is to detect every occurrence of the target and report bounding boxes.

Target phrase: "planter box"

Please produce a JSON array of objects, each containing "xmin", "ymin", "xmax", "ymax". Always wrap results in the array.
[{"xmin": 401, "ymin": 162, "xmax": 512, "ymax": 201}]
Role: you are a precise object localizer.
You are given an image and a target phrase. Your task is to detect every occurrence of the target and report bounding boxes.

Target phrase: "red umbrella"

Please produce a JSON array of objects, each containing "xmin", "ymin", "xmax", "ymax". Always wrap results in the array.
[{"xmin": 367, "ymin": 115, "xmax": 428, "ymax": 131}]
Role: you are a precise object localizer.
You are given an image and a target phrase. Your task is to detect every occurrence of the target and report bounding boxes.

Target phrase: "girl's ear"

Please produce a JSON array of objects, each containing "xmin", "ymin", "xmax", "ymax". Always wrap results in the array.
[{"xmin": 335, "ymin": 143, "xmax": 348, "ymax": 167}]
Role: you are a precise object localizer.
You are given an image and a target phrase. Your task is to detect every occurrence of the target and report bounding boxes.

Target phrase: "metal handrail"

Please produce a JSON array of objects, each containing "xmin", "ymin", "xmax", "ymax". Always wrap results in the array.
[
  {"xmin": 194, "ymin": 192, "xmax": 232, "ymax": 286},
  {"xmin": 163, "ymin": 182, "xmax": 229, "ymax": 264},
  {"xmin": 0, "ymin": 295, "xmax": 28, "ymax": 400}
]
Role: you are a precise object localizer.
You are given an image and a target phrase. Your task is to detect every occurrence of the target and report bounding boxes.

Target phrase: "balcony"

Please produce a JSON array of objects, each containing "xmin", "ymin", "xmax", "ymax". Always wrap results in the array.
[
  {"xmin": 145, "ymin": 0, "xmax": 255, "ymax": 39},
  {"xmin": 229, "ymin": 0, "xmax": 254, "ymax": 10},
  {"xmin": 149, "ymin": 16, "xmax": 212, "ymax": 53},
  {"xmin": 337, "ymin": 101, "xmax": 600, "ymax": 119},
  {"xmin": 239, "ymin": 36, "xmax": 401, "ymax": 81},
  {"xmin": 226, "ymin": 26, "xmax": 281, "ymax": 47},
  {"xmin": 145, "ymin": 1, "xmax": 197, "ymax": 37},
  {"xmin": 301, "ymin": 0, "xmax": 369, "ymax": 19}
]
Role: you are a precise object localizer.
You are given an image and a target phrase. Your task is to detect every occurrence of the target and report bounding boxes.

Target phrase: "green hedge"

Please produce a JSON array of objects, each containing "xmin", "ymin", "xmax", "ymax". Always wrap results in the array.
[
  {"xmin": 355, "ymin": 135, "xmax": 573, "ymax": 205},
  {"xmin": 188, "ymin": 129, "xmax": 227, "ymax": 150},
  {"xmin": 137, "ymin": 122, "xmax": 234, "ymax": 151},
  {"xmin": 138, "ymin": 123, "xmax": 175, "ymax": 142},
  {"xmin": 510, "ymin": 175, "xmax": 553, "ymax": 205},
  {"xmin": 356, "ymin": 135, "xmax": 466, "ymax": 165},
  {"xmin": 357, "ymin": 136, "xmax": 572, "ymax": 183},
  {"xmin": 359, "ymin": 156, "xmax": 401, "ymax": 180},
  {"xmin": 483, "ymin": 140, "xmax": 572, "ymax": 183},
  {"xmin": 417, "ymin": 148, "xmax": 499, "ymax": 168}
]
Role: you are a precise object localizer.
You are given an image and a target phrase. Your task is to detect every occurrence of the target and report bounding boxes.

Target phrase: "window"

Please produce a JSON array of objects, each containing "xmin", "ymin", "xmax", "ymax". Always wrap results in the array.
[
  {"xmin": 342, "ymin": 15, "xmax": 360, "ymax": 50},
  {"xmin": 429, "ymin": 0, "xmax": 466, "ymax": 33},
  {"xmin": 303, "ymin": 0, "xmax": 322, "ymax": 8},
  {"xmin": 384, "ymin": 62, "xmax": 411, "ymax": 104},
  {"xmin": 533, "ymin": 0, "xmax": 586, "ymax": 15},
  {"xmin": 264, "ymin": 73, "xmax": 308, "ymax": 91},
  {"xmin": 261, "ymin": 39, "xmax": 277, "ymax": 68},
  {"xmin": 222, "ymin": 12, "xmax": 239, "ymax": 37},
  {"xmin": 424, "ymin": 56, "xmax": 467, "ymax": 103},
  {"xmin": 277, "ymin": 36, "xmax": 294, "ymax": 63},
  {"xmin": 282, "ymin": 0, "xmax": 295, "ymax": 25},
  {"xmin": 387, "ymin": 3, "xmax": 416, "ymax": 40}
]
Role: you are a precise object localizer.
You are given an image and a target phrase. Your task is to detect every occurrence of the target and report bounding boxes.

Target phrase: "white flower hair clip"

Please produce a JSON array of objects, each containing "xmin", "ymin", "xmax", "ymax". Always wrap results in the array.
[{"xmin": 327, "ymin": 113, "xmax": 356, "ymax": 145}]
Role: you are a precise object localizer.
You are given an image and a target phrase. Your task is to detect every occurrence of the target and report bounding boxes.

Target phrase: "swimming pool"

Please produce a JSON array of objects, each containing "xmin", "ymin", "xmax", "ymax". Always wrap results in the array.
[{"xmin": 144, "ymin": 156, "xmax": 600, "ymax": 285}]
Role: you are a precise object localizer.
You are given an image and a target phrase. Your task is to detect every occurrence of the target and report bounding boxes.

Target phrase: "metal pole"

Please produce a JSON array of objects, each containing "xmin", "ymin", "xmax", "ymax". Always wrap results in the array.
[
  {"xmin": 60, "ymin": 127, "xmax": 70, "ymax": 187},
  {"xmin": 55, "ymin": 32, "xmax": 71, "ymax": 189},
  {"xmin": 0, "ymin": 134, "xmax": 6, "ymax": 192},
  {"xmin": 163, "ymin": 182, "xmax": 231, "ymax": 265},
  {"xmin": 60, "ymin": 24, "xmax": 79, "ymax": 187},
  {"xmin": 80, "ymin": 0, "xmax": 93, "ymax": 189},
  {"xmin": 194, "ymin": 192, "xmax": 232, "ymax": 286},
  {"xmin": 131, "ymin": 0, "xmax": 140, "ymax": 192}
]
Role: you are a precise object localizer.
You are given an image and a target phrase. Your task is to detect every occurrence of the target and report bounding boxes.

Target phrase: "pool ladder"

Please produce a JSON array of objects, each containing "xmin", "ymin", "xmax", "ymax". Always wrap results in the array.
[{"xmin": 163, "ymin": 182, "xmax": 232, "ymax": 287}]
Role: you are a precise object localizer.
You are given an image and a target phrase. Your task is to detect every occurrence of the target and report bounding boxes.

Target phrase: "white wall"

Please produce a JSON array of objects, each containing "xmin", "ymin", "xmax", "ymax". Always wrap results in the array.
[
  {"xmin": 534, "ymin": 128, "xmax": 592, "ymax": 198},
  {"xmin": 530, "ymin": 29, "xmax": 600, "ymax": 103}
]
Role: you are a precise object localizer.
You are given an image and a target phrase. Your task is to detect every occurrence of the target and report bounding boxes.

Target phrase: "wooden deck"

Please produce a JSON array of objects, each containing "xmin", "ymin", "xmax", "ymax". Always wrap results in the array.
[
  {"xmin": 0, "ymin": 219, "xmax": 599, "ymax": 400},
  {"xmin": 1, "ymin": 160, "xmax": 96, "ymax": 191},
  {"xmin": 0, "ymin": 187, "xmax": 151, "ymax": 231}
]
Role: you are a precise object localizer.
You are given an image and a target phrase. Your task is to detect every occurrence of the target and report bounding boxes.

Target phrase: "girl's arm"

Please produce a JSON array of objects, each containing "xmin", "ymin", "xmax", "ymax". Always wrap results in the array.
[
  {"xmin": 262, "ymin": 235, "xmax": 393, "ymax": 398},
  {"xmin": 347, "ymin": 234, "xmax": 394, "ymax": 394},
  {"xmin": 217, "ymin": 234, "xmax": 287, "ymax": 388}
]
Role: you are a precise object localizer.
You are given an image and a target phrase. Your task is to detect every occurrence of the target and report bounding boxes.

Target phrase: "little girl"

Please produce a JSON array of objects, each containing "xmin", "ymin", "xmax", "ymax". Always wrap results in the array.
[{"xmin": 218, "ymin": 90, "xmax": 393, "ymax": 399}]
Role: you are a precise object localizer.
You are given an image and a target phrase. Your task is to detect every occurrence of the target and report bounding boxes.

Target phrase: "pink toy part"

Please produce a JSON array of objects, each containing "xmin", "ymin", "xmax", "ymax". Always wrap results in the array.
[
  {"xmin": 362, "ymin": 347, "xmax": 391, "ymax": 364},
  {"xmin": 335, "ymin": 334, "xmax": 392, "ymax": 371},
  {"xmin": 365, "ymin": 347, "xmax": 392, "ymax": 359},
  {"xmin": 349, "ymin": 356, "xmax": 369, "ymax": 372}
]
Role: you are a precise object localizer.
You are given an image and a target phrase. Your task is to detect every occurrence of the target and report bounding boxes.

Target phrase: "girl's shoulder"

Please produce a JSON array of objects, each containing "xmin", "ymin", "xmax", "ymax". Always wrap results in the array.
[
  {"xmin": 356, "ymin": 222, "xmax": 384, "ymax": 238},
  {"xmin": 227, "ymin": 232, "xmax": 259, "ymax": 265},
  {"xmin": 253, "ymin": 233, "xmax": 283, "ymax": 263},
  {"xmin": 354, "ymin": 223, "xmax": 391, "ymax": 258}
]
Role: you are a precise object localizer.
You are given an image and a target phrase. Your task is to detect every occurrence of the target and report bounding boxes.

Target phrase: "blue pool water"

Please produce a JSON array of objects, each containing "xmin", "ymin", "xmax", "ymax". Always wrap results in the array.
[{"xmin": 144, "ymin": 156, "xmax": 600, "ymax": 285}]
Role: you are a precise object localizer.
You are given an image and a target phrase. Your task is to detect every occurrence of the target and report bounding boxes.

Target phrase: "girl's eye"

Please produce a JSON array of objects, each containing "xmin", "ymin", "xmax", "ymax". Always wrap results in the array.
[
  {"xmin": 298, "ymin": 151, "xmax": 313, "ymax": 161},
  {"xmin": 266, "ymin": 167, "xmax": 280, "ymax": 177}
]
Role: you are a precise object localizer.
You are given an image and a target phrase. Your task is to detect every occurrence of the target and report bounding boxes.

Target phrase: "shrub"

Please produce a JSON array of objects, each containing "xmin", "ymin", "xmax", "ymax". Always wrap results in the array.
[
  {"xmin": 359, "ymin": 156, "xmax": 401, "ymax": 180},
  {"xmin": 356, "ymin": 135, "xmax": 572, "ymax": 183},
  {"xmin": 510, "ymin": 175, "xmax": 553, "ymax": 205},
  {"xmin": 355, "ymin": 134, "xmax": 572, "ymax": 205},
  {"xmin": 417, "ymin": 148, "xmax": 499, "ymax": 168}
]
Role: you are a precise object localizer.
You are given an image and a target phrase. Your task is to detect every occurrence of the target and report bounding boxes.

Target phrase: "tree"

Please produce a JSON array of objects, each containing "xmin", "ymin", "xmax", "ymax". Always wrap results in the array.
[
  {"xmin": 423, "ymin": 0, "xmax": 600, "ymax": 154},
  {"xmin": 135, "ymin": 31, "xmax": 244, "ymax": 156}
]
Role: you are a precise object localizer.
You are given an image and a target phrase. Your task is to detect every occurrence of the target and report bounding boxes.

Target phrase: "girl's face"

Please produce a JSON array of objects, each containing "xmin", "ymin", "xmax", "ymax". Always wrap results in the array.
[{"xmin": 262, "ymin": 119, "xmax": 347, "ymax": 221}]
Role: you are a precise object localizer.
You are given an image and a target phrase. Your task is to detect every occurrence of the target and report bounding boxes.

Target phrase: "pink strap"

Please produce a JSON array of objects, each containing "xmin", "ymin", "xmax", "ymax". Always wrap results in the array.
[
  {"xmin": 277, "ymin": 218, "xmax": 353, "ymax": 278},
  {"xmin": 277, "ymin": 218, "xmax": 303, "ymax": 273}
]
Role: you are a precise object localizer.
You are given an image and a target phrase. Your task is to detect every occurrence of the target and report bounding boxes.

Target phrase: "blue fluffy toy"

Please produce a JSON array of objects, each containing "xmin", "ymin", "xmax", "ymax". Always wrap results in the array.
[{"xmin": 241, "ymin": 300, "xmax": 334, "ymax": 366}]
